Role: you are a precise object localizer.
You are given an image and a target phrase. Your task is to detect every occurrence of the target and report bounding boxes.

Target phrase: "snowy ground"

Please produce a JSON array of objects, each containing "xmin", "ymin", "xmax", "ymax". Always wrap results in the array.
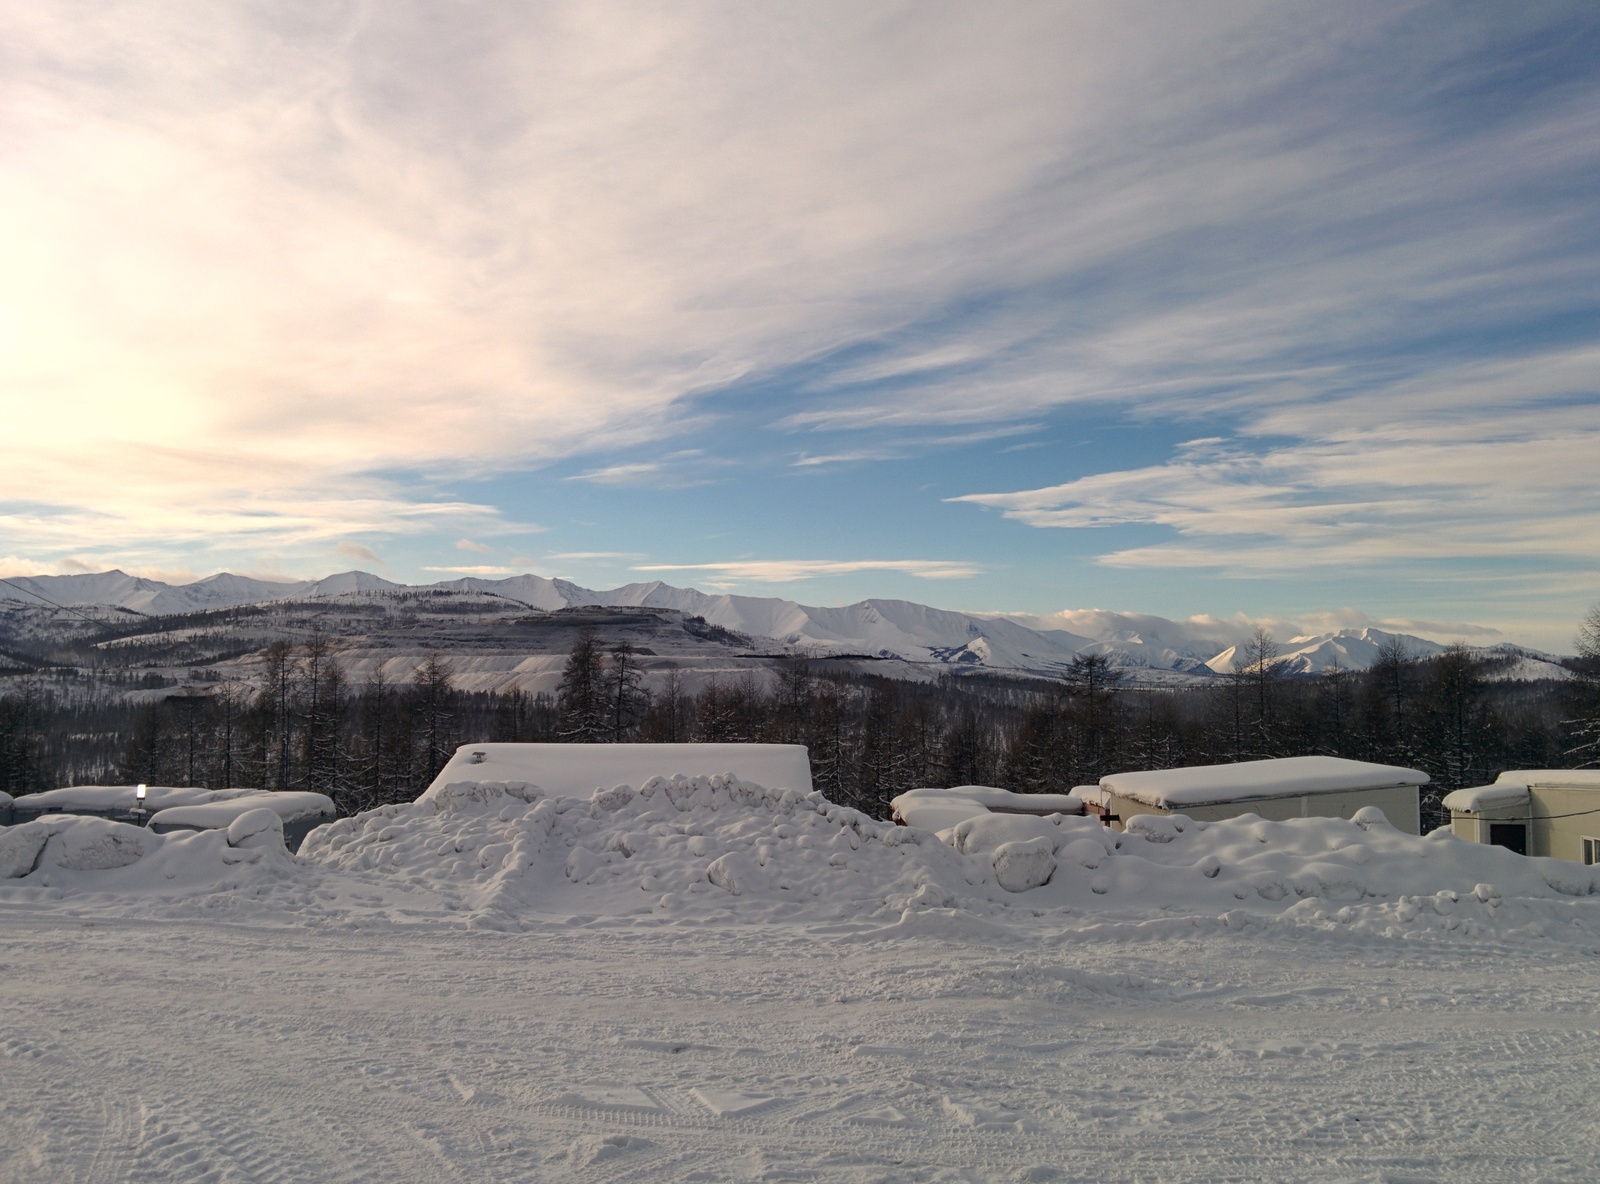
[{"xmin": 3, "ymin": 779, "xmax": 1599, "ymax": 1182}]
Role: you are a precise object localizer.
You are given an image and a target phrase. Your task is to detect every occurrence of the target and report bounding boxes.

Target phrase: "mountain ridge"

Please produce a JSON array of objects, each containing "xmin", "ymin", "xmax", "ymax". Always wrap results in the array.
[{"xmin": 0, "ymin": 569, "xmax": 1567, "ymax": 681}]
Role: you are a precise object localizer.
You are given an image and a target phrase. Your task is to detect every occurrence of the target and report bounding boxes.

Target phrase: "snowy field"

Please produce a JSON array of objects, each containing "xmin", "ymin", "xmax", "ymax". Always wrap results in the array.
[{"xmin": 3, "ymin": 777, "xmax": 1599, "ymax": 1182}]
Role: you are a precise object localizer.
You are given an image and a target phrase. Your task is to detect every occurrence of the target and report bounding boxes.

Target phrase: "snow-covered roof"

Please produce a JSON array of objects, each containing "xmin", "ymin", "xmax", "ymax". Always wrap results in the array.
[
  {"xmin": 150, "ymin": 792, "xmax": 335, "ymax": 829},
  {"xmin": 1442, "ymin": 769, "xmax": 1600, "ymax": 813},
  {"xmin": 1441, "ymin": 784, "xmax": 1528, "ymax": 812},
  {"xmin": 13, "ymin": 785, "xmax": 262, "ymax": 813},
  {"xmin": 890, "ymin": 786, "xmax": 1082, "ymax": 831},
  {"xmin": 1101, "ymin": 756, "xmax": 1429, "ymax": 809},
  {"xmin": 420, "ymin": 742, "xmax": 813, "ymax": 802}
]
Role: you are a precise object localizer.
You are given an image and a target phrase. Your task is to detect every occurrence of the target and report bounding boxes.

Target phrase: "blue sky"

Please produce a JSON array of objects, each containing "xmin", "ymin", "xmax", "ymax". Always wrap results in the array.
[{"xmin": 2, "ymin": 2, "xmax": 1598, "ymax": 648}]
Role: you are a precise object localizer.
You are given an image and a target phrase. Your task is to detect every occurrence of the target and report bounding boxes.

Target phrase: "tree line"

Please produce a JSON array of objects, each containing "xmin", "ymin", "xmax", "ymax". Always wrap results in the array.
[{"xmin": 2, "ymin": 611, "xmax": 1598, "ymax": 828}]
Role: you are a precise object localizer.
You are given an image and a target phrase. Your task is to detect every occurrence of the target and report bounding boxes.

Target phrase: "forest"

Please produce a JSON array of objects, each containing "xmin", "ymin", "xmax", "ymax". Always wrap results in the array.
[{"xmin": 3, "ymin": 613, "xmax": 1598, "ymax": 830}]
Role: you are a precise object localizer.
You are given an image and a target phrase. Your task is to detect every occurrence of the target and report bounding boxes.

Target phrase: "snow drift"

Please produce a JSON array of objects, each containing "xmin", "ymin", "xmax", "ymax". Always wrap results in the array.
[
  {"xmin": 0, "ymin": 812, "xmax": 297, "ymax": 895},
  {"xmin": 297, "ymin": 776, "xmax": 1600, "ymax": 941}
]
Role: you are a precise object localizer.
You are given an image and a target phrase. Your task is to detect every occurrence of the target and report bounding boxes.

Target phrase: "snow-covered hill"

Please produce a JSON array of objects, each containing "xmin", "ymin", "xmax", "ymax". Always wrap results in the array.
[{"xmin": 0, "ymin": 569, "xmax": 1565, "ymax": 682}]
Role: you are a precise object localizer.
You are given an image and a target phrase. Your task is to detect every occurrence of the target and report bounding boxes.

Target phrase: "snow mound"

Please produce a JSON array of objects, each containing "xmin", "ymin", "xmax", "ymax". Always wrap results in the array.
[
  {"xmin": 298, "ymin": 779, "xmax": 1600, "ymax": 942},
  {"xmin": 300, "ymin": 774, "xmax": 970, "ymax": 925},
  {"xmin": 0, "ymin": 814, "xmax": 297, "ymax": 896}
]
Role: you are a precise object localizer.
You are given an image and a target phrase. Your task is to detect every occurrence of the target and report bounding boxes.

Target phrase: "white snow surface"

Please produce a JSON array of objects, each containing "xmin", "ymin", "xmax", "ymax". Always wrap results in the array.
[
  {"xmin": 149, "ymin": 792, "xmax": 335, "ymax": 830},
  {"xmin": 891, "ymin": 786, "xmax": 1083, "ymax": 831},
  {"xmin": 1102, "ymin": 756, "xmax": 1430, "ymax": 808},
  {"xmin": 4, "ymin": 778, "xmax": 1600, "ymax": 1180},
  {"xmin": 13, "ymin": 785, "xmax": 264, "ymax": 813},
  {"xmin": 1443, "ymin": 768, "xmax": 1600, "ymax": 812},
  {"xmin": 420, "ymin": 742, "xmax": 813, "ymax": 802}
]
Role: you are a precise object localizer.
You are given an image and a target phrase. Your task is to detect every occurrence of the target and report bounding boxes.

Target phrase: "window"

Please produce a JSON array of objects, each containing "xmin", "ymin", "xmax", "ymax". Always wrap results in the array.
[
  {"xmin": 1584, "ymin": 837, "xmax": 1600, "ymax": 866},
  {"xmin": 1488, "ymin": 823, "xmax": 1527, "ymax": 856}
]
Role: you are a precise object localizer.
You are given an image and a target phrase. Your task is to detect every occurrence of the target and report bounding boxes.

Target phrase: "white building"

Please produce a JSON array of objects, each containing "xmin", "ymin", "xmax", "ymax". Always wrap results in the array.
[{"xmin": 1443, "ymin": 770, "xmax": 1600, "ymax": 863}]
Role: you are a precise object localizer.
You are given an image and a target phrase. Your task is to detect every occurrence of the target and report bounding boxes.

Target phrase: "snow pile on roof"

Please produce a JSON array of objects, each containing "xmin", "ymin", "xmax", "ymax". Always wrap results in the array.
[
  {"xmin": 150, "ymin": 792, "xmax": 334, "ymax": 830},
  {"xmin": 890, "ymin": 786, "xmax": 1082, "ymax": 831},
  {"xmin": 421, "ymin": 743, "xmax": 813, "ymax": 802},
  {"xmin": 0, "ymin": 813, "xmax": 297, "ymax": 895},
  {"xmin": 296, "ymin": 776, "xmax": 1600, "ymax": 941},
  {"xmin": 13, "ymin": 785, "xmax": 265, "ymax": 814},
  {"xmin": 1102, "ymin": 756, "xmax": 1429, "ymax": 808},
  {"xmin": 1443, "ymin": 769, "xmax": 1600, "ymax": 812}
]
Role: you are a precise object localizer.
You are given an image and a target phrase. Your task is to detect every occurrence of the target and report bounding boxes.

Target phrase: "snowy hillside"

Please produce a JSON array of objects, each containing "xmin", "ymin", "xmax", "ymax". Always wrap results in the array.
[{"xmin": 0, "ymin": 569, "xmax": 1564, "ymax": 682}]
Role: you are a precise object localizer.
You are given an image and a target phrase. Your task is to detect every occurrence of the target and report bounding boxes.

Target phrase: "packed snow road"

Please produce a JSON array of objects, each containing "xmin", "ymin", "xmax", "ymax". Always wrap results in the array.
[{"xmin": 2, "ymin": 909, "xmax": 1598, "ymax": 1183}]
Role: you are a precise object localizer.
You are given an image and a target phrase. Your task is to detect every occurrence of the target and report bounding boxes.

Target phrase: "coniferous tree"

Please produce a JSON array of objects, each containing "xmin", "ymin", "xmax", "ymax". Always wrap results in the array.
[
  {"xmin": 603, "ymin": 643, "xmax": 648, "ymax": 740},
  {"xmin": 1565, "ymin": 602, "xmax": 1600, "ymax": 766},
  {"xmin": 556, "ymin": 629, "xmax": 606, "ymax": 741},
  {"xmin": 413, "ymin": 652, "xmax": 456, "ymax": 785},
  {"xmin": 642, "ymin": 670, "xmax": 692, "ymax": 741}
]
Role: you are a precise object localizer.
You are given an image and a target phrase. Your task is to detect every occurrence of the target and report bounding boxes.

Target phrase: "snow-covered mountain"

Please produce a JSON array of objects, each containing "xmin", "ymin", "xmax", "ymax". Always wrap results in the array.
[
  {"xmin": 1206, "ymin": 628, "xmax": 1451, "ymax": 676},
  {"xmin": 0, "ymin": 569, "xmax": 1562, "ymax": 681}
]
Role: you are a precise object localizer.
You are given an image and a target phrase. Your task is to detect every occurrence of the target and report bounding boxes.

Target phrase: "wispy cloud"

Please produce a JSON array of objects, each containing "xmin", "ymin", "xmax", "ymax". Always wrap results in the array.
[
  {"xmin": 953, "ymin": 346, "xmax": 1600, "ymax": 573},
  {"xmin": 421, "ymin": 565, "xmax": 518, "ymax": 576},
  {"xmin": 568, "ymin": 453, "xmax": 722, "ymax": 488},
  {"xmin": 546, "ymin": 551, "xmax": 644, "ymax": 561},
  {"xmin": 635, "ymin": 559, "xmax": 981, "ymax": 582},
  {"xmin": 335, "ymin": 541, "xmax": 386, "ymax": 566},
  {"xmin": 455, "ymin": 538, "xmax": 492, "ymax": 554}
]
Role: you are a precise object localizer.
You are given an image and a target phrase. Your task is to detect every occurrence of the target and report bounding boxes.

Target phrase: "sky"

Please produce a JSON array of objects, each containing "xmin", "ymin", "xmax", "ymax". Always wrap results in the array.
[{"xmin": 2, "ymin": 1, "xmax": 1598, "ymax": 650}]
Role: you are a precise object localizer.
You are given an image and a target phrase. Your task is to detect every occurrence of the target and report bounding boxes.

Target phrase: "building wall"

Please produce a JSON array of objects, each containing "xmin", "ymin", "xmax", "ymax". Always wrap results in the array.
[
  {"xmin": 1448, "ymin": 801, "xmax": 1524, "ymax": 844},
  {"xmin": 1102, "ymin": 784, "xmax": 1421, "ymax": 835},
  {"xmin": 1530, "ymin": 788, "xmax": 1600, "ymax": 863},
  {"xmin": 1448, "ymin": 789, "xmax": 1600, "ymax": 861}
]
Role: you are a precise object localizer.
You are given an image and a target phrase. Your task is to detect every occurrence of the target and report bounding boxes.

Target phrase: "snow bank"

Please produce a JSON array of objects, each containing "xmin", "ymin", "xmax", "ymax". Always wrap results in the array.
[
  {"xmin": 421, "ymin": 743, "xmax": 813, "ymax": 802},
  {"xmin": 298, "ymin": 778, "xmax": 1600, "ymax": 941},
  {"xmin": 1102, "ymin": 756, "xmax": 1429, "ymax": 808},
  {"xmin": 303, "ymin": 774, "xmax": 958, "ymax": 925},
  {"xmin": 890, "ymin": 785, "xmax": 1082, "ymax": 830},
  {"xmin": 0, "ymin": 813, "xmax": 297, "ymax": 896}
]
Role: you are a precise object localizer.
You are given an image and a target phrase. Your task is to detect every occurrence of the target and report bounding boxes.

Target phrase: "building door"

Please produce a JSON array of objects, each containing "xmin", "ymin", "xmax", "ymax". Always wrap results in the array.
[{"xmin": 1488, "ymin": 823, "xmax": 1527, "ymax": 855}]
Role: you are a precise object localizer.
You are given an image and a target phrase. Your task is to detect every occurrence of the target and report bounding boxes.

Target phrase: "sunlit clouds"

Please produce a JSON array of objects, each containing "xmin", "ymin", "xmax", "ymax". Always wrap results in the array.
[{"xmin": 1, "ymin": 2, "xmax": 1597, "ymax": 644}]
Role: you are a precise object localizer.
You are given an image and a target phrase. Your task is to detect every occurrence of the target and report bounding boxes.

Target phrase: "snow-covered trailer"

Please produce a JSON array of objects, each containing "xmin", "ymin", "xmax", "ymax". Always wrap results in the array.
[
  {"xmin": 0, "ymin": 790, "xmax": 11, "ymax": 827},
  {"xmin": 889, "ymin": 786, "xmax": 1083, "ymax": 831},
  {"xmin": 10, "ymin": 785, "xmax": 258, "ymax": 826},
  {"xmin": 1443, "ymin": 770, "xmax": 1600, "ymax": 863},
  {"xmin": 1094, "ymin": 756, "xmax": 1428, "ymax": 835},
  {"xmin": 8, "ymin": 786, "xmax": 335, "ymax": 852},
  {"xmin": 420, "ymin": 742, "xmax": 813, "ymax": 802},
  {"xmin": 149, "ymin": 791, "xmax": 336, "ymax": 853}
]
